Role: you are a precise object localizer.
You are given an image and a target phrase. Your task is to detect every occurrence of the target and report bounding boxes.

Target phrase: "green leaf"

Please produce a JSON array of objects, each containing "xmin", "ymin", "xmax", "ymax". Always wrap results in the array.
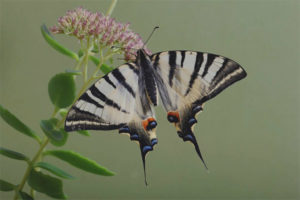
[
  {"xmin": 91, "ymin": 44, "xmax": 99, "ymax": 53},
  {"xmin": 35, "ymin": 162, "xmax": 74, "ymax": 179},
  {"xmin": 89, "ymin": 55, "xmax": 114, "ymax": 74},
  {"xmin": 28, "ymin": 169, "xmax": 66, "ymax": 199},
  {"xmin": 78, "ymin": 49, "xmax": 84, "ymax": 58},
  {"xmin": 0, "ymin": 104, "xmax": 40, "ymax": 142},
  {"xmin": 41, "ymin": 24, "xmax": 79, "ymax": 61},
  {"xmin": 100, "ymin": 63, "xmax": 114, "ymax": 74},
  {"xmin": 76, "ymin": 130, "xmax": 90, "ymax": 136},
  {"xmin": 40, "ymin": 119, "xmax": 68, "ymax": 147},
  {"xmin": 89, "ymin": 55, "xmax": 100, "ymax": 66},
  {"xmin": 19, "ymin": 191, "xmax": 34, "ymax": 200},
  {"xmin": 48, "ymin": 73, "xmax": 76, "ymax": 108},
  {"xmin": 44, "ymin": 150, "xmax": 115, "ymax": 176},
  {"xmin": 58, "ymin": 109, "xmax": 68, "ymax": 118},
  {"xmin": 0, "ymin": 179, "xmax": 15, "ymax": 191},
  {"xmin": 65, "ymin": 69, "xmax": 82, "ymax": 76},
  {"xmin": 0, "ymin": 147, "xmax": 29, "ymax": 162}
]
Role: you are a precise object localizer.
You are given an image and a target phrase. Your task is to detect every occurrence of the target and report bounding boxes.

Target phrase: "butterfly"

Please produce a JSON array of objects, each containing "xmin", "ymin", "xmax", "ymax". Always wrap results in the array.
[{"xmin": 64, "ymin": 49, "xmax": 247, "ymax": 184}]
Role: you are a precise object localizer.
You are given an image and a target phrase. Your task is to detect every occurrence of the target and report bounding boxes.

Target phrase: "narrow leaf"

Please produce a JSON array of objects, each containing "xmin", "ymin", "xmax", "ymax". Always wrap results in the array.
[
  {"xmin": 89, "ymin": 55, "xmax": 100, "ymax": 66},
  {"xmin": 100, "ymin": 63, "xmax": 114, "ymax": 74},
  {"xmin": 0, "ymin": 147, "xmax": 29, "ymax": 162},
  {"xmin": 0, "ymin": 179, "xmax": 16, "ymax": 191},
  {"xmin": 35, "ymin": 162, "xmax": 74, "ymax": 179},
  {"xmin": 41, "ymin": 24, "xmax": 79, "ymax": 61},
  {"xmin": 65, "ymin": 69, "xmax": 82, "ymax": 76},
  {"xmin": 48, "ymin": 73, "xmax": 76, "ymax": 108},
  {"xmin": 40, "ymin": 119, "xmax": 68, "ymax": 147},
  {"xmin": 44, "ymin": 150, "xmax": 115, "ymax": 176},
  {"xmin": 89, "ymin": 55, "xmax": 114, "ymax": 74},
  {"xmin": 76, "ymin": 130, "xmax": 90, "ymax": 136},
  {"xmin": 28, "ymin": 169, "xmax": 66, "ymax": 199},
  {"xmin": 0, "ymin": 104, "xmax": 40, "ymax": 142},
  {"xmin": 19, "ymin": 191, "xmax": 34, "ymax": 200}
]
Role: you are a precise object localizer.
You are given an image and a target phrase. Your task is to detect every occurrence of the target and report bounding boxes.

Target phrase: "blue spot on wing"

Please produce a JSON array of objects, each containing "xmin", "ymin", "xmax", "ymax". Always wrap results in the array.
[
  {"xmin": 142, "ymin": 146, "xmax": 153, "ymax": 154},
  {"xmin": 130, "ymin": 134, "xmax": 139, "ymax": 140},
  {"xmin": 188, "ymin": 118, "xmax": 197, "ymax": 125},
  {"xmin": 184, "ymin": 134, "xmax": 194, "ymax": 142},
  {"xmin": 151, "ymin": 139, "xmax": 158, "ymax": 146},
  {"xmin": 119, "ymin": 126, "xmax": 130, "ymax": 133}
]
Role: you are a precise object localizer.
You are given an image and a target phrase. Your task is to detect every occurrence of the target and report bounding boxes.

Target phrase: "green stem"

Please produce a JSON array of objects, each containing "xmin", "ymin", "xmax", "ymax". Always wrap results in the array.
[
  {"xmin": 83, "ymin": 37, "xmax": 91, "ymax": 83},
  {"xmin": 13, "ymin": 139, "xmax": 49, "ymax": 200},
  {"xmin": 30, "ymin": 188, "xmax": 35, "ymax": 198},
  {"xmin": 106, "ymin": 0, "xmax": 118, "ymax": 16},
  {"xmin": 13, "ymin": 2, "xmax": 120, "ymax": 199}
]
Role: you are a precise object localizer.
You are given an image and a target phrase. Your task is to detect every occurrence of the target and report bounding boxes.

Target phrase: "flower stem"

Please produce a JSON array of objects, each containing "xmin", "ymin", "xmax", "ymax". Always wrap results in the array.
[
  {"xmin": 83, "ymin": 37, "xmax": 91, "ymax": 83},
  {"xmin": 106, "ymin": 0, "xmax": 118, "ymax": 16},
  {"xmin": 13, "ymin": 138, "xmax": 49, "ymax": 200},
  {"xmin": 13, "ymin": 3, "xmax": 121, "ymax": 199}
]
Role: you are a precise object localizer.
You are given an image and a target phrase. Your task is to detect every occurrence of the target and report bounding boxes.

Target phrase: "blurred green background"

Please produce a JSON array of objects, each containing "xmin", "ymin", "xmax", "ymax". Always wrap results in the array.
[{"xmin": 0, "ymin": 0, "xmax": 299, "ymax": 199}]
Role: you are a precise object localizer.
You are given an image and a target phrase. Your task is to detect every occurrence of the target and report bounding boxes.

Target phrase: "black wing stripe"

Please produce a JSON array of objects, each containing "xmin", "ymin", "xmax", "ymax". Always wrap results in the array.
[
  {"xmin": 112, "ymin": 68, "xmax": 136, "ymax": 97},
  {"xmin": 103, "ymin": 75, "xmax": 116, "ymax": 89},
  {"xmin": 80, "ymin": 93, "xmax": 104, "ymax": 110},
  {"xmin": 185, "ymin": 52, "xmax": 203, "ymax": 96},
  {"xmin": 152, "ymin": 54, "xmax": 160, "ymax": 70},
  {"xmin": 210, "ymin": 58, "xmax": 228, "ymax": 85},
  {"xmin": 211, "ymin": 60, "xmax": 239, "ymax": 88},
  {"xmin": 65, "ymin": 106, "xmax": 125, "ymax": 131},
  {"xmin": 68, "ymin": 106, "xmax": 99, "ymax": 122},
  {"xmin": 89, "ymin": 85, "xmax": 127, "ymax": 113},
  {"xmin": 168, "ymin": 51, "xmax": 177, "ymax": 87},
  {"xmin": 180, "ymin": 51, "xmax": 185, "ymax": 67},
  {"xmin": 195, "ymin": 67, "xmax": 246, "ymax": 105},
  {"xmin": 201, "ymin": 54, "xmax": 216, "ymax": 78},
  {"xmin": 127, "ymin": 63, "xmax": 139, "ymax": 75}
]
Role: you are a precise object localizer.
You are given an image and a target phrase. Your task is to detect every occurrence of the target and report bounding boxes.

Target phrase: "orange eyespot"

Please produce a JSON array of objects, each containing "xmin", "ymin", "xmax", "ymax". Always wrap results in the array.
[
  {"xmin": 142, "ymin": 117, "xmax": 157, "ymax": 131},
  {"xmin": 167, "ymin": 111, "xmax": 180, "ymax": 123}
]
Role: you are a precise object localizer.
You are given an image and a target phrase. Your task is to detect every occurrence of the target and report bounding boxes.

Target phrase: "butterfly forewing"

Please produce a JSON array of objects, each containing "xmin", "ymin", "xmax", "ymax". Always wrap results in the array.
[{"xmin": 65, "ymin": 64, "xmax": 139, "ymax": 131}]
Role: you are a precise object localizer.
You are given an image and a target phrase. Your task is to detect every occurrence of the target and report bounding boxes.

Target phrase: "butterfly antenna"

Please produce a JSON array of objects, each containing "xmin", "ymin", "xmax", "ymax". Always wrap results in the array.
[{"xmin": 143, "ymin": 26, "xmax": 159, "ymax": 48}]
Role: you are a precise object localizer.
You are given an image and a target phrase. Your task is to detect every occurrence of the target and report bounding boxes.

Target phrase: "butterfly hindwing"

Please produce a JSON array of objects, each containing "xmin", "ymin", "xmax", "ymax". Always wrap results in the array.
[{"xmin": 151, "ymin": 51, "xmax": 246, "ymax": 167}]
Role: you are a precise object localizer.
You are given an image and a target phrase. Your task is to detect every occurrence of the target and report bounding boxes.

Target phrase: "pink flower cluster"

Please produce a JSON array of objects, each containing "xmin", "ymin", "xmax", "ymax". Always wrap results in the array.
[{"xmin": 50, "ymin": 7, "xmax": 151, "ymax": 60}]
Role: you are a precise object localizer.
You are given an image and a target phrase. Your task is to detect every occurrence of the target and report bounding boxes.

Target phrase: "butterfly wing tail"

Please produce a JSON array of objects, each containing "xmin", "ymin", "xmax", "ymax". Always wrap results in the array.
[
  {"xmin": 174, "ymin": 105, "xmax": 208, "ymax": 169},
  {"xmin": 119, "ymin": 120, "xmax": 158, "ymax": 185}
]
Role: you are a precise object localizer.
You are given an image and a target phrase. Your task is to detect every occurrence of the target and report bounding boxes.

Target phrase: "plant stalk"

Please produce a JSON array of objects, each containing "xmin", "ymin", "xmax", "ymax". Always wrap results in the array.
[
  {"xmin": 13, "ymin": 139, "xmax": 49, "ymax": 200},
  {"xmin": 106, "ymin": 0, "xmax": 118, "ymax": 16},
  {"xmin": 13, "ymin": 1, "xmax": 119, "ymax": 199}
]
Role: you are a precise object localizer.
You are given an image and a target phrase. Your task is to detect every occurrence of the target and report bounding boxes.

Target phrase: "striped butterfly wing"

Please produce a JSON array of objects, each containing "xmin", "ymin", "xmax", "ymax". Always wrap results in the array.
[
  {"xmin": 65, "ymin": 63, "xmax": 158, "ymax": 184},
  {"xmin": 151, "ymin": 51, "xmax": 247, "ymax": 167}
]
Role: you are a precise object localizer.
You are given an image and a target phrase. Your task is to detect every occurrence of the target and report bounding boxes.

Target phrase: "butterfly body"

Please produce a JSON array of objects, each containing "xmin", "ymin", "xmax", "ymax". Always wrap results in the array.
[{"xmin": 65, "ymin": 49, "xmax": 247, "ymax": 184}]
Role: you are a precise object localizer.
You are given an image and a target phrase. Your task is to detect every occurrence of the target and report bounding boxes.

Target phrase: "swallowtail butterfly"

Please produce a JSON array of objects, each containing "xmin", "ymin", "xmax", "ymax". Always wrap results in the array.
[{"xmin": 65, "ymin": 48, "xmax": 247, "ymax": 184}]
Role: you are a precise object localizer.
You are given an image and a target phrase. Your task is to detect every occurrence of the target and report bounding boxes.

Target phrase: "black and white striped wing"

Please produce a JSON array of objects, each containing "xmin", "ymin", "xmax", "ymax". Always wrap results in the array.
[
  {"xmin": 151, "ymin": 51, "xmax": 246, "ymax": 167},
  {"xmin": 65, "ymin": 63, "xmax": 158, "ymax": 184},
  {"xmin": 65, "ymin": 64, "xmax": 139, "ymax": 131}
]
